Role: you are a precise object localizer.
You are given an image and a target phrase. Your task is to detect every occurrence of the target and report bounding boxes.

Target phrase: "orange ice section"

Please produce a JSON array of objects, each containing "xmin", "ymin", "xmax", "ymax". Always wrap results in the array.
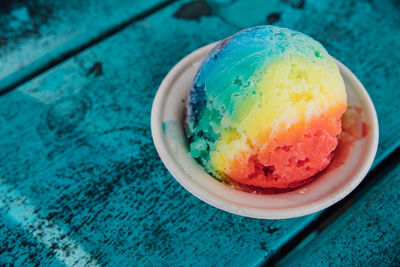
[{"xmin": 226, "ymin": 109, "xmax": 344, "ymax": 189}]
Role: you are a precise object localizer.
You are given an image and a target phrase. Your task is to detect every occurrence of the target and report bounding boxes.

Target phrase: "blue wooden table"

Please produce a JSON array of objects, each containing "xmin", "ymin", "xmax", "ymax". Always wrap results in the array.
[{"xmin": 0, "ymin": 0, "xmax": 399, "ymax": 265}]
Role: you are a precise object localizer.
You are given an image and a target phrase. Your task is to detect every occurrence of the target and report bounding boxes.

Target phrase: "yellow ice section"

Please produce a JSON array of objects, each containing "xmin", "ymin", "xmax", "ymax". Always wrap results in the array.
[{"xmin": 210, "ymin": 55, "xmax": 347, "ymax": 172}]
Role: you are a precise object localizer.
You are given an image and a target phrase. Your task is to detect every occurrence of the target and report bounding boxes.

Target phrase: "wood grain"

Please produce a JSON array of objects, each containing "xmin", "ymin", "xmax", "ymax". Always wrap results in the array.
[
  {"xmin": 281, "ymin": 152, "xmax": 400, "ymax": 266},
  {"xmin": 0, "ymin": 0, "xmax": 399, "ymax": 265},
  {"xmin": 0, "ymin": 0, "xmax": 171, "ymax": 92}
]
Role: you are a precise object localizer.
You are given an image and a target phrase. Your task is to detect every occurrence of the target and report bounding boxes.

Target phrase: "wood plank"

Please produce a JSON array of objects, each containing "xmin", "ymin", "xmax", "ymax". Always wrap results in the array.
[
  {"xmin": 280, "ymin": 151, "xmax": 400, "ymax": 266},
  {"xmin": 0, "ymin": 0, "xmax": 399, "ymax": 265},
  {"xmin": 0, "ymin": 213, "xmax": 66, "ymax": 266},
  {"xmin": 0, "ymin": 2, "xmax": 309, "ymax": 266},
  {"xmin": 0, "ymin": 0, "xmax": 171, "ymax": 92}
]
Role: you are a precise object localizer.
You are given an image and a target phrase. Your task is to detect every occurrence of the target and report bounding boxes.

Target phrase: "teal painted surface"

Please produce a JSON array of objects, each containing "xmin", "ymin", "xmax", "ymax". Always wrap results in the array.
[
  {"xmin": 281, "ymin": 159, "xmax": 400, "ymax": 266},
  {"xmin": 0, "ymin": 0, "xmax": 399, "ymax": 265},
  {"xmin": 0, "ymin": 2, "xmax": 309, "ymax": 266},
  {"xmin": 0, "ymin": 0, "xmax": 168, "ymax": 91}
]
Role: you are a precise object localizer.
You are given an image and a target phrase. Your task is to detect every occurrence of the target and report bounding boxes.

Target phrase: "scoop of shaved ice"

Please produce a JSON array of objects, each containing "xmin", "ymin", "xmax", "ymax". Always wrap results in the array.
[{"xmin": 185, "ymin": 26, "xmax": 347, "ymax": 190}]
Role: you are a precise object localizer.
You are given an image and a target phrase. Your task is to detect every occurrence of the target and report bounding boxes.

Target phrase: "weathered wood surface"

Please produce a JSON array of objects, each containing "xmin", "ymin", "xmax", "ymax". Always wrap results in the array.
[
  {"xmin": 281, "ymin": 153, "xmax": 400, "ymax": 266},
  {"xmin": 0, "ymin": 2, "xmax": 302, "ymax": 266},
  {"xmin": 0, "ymin": 0, "xmax": 169, "ymax": 92},
  {"xmin": 0, "ymin": 0, "xmax": 399, "ymax": 265}
]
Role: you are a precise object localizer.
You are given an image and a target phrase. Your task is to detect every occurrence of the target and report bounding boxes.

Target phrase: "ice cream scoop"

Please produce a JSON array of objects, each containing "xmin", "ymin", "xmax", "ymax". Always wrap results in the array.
[{"xmin": 185, "ymin": 26, "xmax": 347, "ymax": 190}]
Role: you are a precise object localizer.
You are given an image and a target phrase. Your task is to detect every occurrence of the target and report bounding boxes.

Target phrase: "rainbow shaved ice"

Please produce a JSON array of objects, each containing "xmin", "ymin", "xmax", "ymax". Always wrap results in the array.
[{"xmin": 185, "ymin": 26, "xmax": 347, "ymax": 190}]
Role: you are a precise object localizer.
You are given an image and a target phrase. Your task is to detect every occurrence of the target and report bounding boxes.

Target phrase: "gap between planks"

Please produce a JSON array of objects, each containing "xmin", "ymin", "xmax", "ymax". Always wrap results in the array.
[
  {"xmin": 0, "ymin": 0, "xmax": 177, "ymax": 96},
  {"xmin": 2, "ymin": 1, "xmax": 399, "ymax": 264},
  {"xmin": 261, "ymin": 144, "xmax": 400, "ymax": 266}
]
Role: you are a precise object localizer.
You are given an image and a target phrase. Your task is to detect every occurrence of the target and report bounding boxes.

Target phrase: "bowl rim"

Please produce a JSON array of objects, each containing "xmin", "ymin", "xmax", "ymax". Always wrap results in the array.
[{"xmin": 151, "ymin": 42, "xmax": 379, "ymax": 219}]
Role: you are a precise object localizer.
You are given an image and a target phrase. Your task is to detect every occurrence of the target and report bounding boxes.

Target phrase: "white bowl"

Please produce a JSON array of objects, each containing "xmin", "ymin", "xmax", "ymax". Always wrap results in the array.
[{"xmin": 151, "ymin": 42, "xmax": 379, "ymax": 219}]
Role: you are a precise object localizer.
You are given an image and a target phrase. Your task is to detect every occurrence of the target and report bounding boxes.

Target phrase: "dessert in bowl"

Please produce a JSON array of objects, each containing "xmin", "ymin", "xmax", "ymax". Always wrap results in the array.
[{"xmin": 151, "ymin": 26, "xmax": 378, "ymax": 219}]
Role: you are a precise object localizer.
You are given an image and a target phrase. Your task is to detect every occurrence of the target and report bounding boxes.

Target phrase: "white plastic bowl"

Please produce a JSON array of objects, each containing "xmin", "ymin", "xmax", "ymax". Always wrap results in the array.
[{"xmin": 151, "ymin": 42, "xmax": 379, "ymax": 219}]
